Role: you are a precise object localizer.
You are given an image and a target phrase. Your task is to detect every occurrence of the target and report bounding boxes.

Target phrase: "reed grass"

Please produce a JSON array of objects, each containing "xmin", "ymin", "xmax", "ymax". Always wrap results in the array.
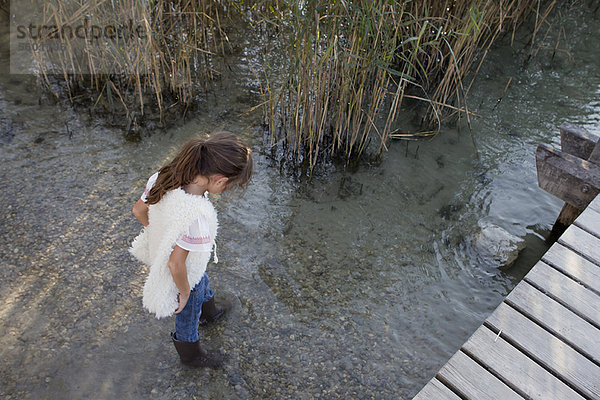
[
  {"xmin": 29, "ymin": 0, "xmax": 231, "ymax": 137},
  {"xmin": 262, "ymin": 0, "xmax": 557, "ymax": 173},
  {"xmin": 28, "ymin": 0, "xmax": 557, "ymax": 168}
]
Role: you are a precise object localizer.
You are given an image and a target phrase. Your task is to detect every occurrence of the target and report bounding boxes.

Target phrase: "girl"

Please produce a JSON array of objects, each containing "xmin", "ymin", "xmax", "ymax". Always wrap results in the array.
[{"xmin": 130, "ymin": 131, "xmax": 252, "ymax": 368}]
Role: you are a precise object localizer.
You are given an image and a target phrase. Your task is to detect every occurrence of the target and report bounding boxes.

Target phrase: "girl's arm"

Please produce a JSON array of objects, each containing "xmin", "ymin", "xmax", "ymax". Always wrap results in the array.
[
  {"xmin": 132, "ymin": 199, "xmax": 149, "ymax": 226},
  {"xmin": 169, "ymin": 245, "xmax": 191, "ymax": 314}
]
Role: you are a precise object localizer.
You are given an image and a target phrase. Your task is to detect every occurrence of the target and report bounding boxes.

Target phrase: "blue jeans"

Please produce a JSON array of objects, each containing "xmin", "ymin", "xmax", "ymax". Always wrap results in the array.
[{"xmin": 175, "ymin": 273, "xmax": 214, "ymax": 342}]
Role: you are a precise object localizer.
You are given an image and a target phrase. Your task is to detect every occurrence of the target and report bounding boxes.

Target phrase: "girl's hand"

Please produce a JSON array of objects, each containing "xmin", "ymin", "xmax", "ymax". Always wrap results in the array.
[
  {"xmin": 174, "ymin": 291, "xmax": 190, "ymax": 314},
  {"xmin": 132, "ymin": 199, "xmax": 149, "ymax": 226}
]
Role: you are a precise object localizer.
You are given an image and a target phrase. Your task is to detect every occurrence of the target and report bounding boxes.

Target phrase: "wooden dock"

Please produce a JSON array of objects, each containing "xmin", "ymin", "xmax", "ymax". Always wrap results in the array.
[{"xmin": 413, "ymin": 195, "xmax": 600, "ymax": 400}]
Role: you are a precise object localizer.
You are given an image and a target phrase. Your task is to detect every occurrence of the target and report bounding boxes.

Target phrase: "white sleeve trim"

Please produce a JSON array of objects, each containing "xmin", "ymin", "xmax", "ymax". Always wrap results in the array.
[
  {"xmin": 141, "ymin": 172, "xmax": 159, "ymax": 202},
  {"xmin": 175, "ymin": 216, "xmax": 212, "ymax": 252}
]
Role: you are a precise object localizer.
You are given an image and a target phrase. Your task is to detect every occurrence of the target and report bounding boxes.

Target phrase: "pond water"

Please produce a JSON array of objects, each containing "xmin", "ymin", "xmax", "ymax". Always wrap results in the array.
[{"xmin": 1, "ymin": 4, "xmax": 599, "ymax": 399}]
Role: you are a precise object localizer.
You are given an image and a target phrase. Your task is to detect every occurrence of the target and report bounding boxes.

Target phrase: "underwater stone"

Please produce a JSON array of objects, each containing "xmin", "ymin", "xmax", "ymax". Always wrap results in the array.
[{"xmin": 473, "ymin": 221, "xmax": 525, "ymax": 268}]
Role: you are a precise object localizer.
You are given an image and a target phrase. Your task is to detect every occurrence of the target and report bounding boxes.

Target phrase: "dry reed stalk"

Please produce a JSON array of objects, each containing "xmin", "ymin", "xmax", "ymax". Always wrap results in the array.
[
  {"xmin": 28, "ymin": 0, "xmax": 558, "ymax": 170},
  {"xmin": 262, "ymin": 0, "xmax": 557, "ymax": 174},
  {"xmin": 30, "ymin": 0, "xmax": 231, "ymax": 128}
]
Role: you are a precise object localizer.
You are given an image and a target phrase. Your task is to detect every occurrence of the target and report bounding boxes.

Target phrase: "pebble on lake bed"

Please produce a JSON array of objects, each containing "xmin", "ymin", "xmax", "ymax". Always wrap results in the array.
[{"xmin": 473, "ymin": 220, "xmax": 526, "ymax": 268}]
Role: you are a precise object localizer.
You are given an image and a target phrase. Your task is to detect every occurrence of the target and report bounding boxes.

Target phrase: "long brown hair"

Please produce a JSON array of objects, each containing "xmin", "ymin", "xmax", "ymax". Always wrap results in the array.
[{"xmin": 146, "ymin": 131, "xmax": 253, "ymax": 205}]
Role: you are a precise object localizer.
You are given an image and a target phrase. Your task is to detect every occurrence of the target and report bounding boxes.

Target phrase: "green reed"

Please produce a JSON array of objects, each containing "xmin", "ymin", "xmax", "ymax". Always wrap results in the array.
[
  {"xmin": 29, "ymin": 0, "xmax": 231, "ymax": 136},
  {"xmin": 262, "ymin": 0, "xmax": 557, "ymax": 173},
  {"xmin": 28, "ymin": 0, "xmax": 556, "ymax": 167}
]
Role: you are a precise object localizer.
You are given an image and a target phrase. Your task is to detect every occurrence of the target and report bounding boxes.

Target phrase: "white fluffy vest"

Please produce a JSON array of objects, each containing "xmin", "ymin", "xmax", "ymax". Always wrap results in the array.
[{"xmin": 129, "ymin": 188, "xmax": 218, "ymax": 319}]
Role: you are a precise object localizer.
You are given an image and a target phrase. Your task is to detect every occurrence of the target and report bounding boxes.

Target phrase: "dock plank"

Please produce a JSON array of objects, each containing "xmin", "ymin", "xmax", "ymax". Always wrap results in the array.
[
  {"xmin": 415, "ymin": 195, "xmax": 600, "ymax": 400},
  {"xmin": 542, "ymin": 243, "xmax": 600, "ymax": 294},
  {"xmin": 412, "ymin": 378, "xmax": 461, "ymax": 400},
  {"xmin": 575, "ymin": 206, "xmax": 600, "ymax": 238},
  {"xmin": 437, "ymin": 350, "xmax": 523, "ymax": 400},
  {"xmin": 486, "ymin": 302, "xmax": 600, "ymax": 399},
  {"xmin": 559, "ymin": 224, "xmax": 600, "ymax": 265},
  {"xmin": 505, "ymin": 281, "xmax": 600, "ymax": 364},
  {"xmin": 525, "ymin": 261, "xmax": 600, "ymax": 326},
  {"xmin": 588, "ymin": 196, "xmax": 600, "ymax": 214},
  {"xmin": 462, "ymin": 326, "xmax": 585, "ymax": 400}
]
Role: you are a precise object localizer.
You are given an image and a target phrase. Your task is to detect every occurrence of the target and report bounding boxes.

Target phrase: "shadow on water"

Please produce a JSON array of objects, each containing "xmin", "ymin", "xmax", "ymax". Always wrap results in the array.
[{"xmin": 1, "ymin": 3, "xmax": 599, "ymax": 399}]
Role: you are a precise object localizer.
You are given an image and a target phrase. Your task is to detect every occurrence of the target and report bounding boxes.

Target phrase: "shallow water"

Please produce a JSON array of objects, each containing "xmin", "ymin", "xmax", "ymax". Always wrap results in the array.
[{"xmin": 1, "ymin": 4, "xmax": 599, "ymax": 399}]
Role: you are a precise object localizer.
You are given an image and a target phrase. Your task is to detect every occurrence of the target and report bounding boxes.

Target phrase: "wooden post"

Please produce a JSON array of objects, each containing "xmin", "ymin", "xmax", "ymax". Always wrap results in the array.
[
  {"xmin": 548, "ymin": 204, "xmax": 583, "ymax": 243},
  {"xmin": 559, "ymin": 122, "xmax": 599, "ymax": 159},
  {"xmin": 536, "ymin": 123, "xmax": 600, "ymax": 241}
]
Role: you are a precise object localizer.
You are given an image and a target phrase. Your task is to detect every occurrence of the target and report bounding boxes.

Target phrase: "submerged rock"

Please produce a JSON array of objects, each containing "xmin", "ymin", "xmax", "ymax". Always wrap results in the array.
[{"xmin": 473, "ymin": 221, "xmax": 525, "ymax": 268}]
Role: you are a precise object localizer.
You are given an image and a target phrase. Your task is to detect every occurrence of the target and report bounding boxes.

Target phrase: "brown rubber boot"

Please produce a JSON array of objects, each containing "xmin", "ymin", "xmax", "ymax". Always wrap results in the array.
[
  {"xmin": 198, "ymin": 296, "xmax": 232, "ymax": 326},
  {"xmin": 171, "ymin": 332, "xmax": 226, "ymax": 368}
]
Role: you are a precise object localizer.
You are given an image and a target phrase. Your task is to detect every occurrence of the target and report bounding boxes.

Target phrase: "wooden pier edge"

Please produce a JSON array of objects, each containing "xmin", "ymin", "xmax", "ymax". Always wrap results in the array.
[
  {"xmin": 412, "ymin": 194, "xmax": 600, "ymax": 400},
  {"xmin": 537, "ymin": 123, "xmax": 600, "ymax": 240}
]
